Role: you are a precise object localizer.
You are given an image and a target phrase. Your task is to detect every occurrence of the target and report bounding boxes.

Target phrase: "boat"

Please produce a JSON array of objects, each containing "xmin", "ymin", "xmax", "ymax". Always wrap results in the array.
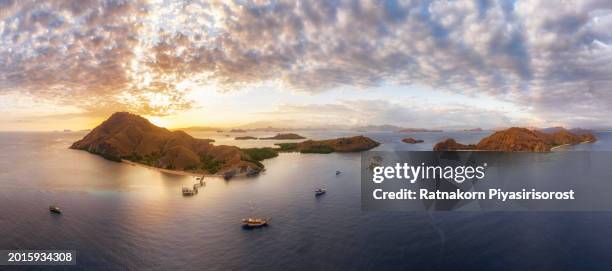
[
  {"xmin": 241, "ymin": 217, "xmax": 270, "ymax": 228},
  {"xmin": 246, "ymin": 168, "xmax": 260, "ymax": 177},
  {"xmin": 315, "ymin": 188, "xmax": 326, "ymax": 196},
  {"xmin": 224, "ymin": 170, "xmax": 236, "ymax": 180},
  {"xmin": 182, "ymin": 187, "xmax": 197, "ymax": 196},
  {"xmin": 49, "ymin": 205, "xmax": 62, "ymax": 214},
  {"xmin": 336, "ymin": 170, "xmax": 341, "ymax": 175}
]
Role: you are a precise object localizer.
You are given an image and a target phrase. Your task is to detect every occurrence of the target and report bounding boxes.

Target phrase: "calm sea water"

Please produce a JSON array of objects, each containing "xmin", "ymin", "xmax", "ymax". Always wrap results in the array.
[{"xmin": 1, "ymin": 131, "xmax": 612, "ymax": 270}]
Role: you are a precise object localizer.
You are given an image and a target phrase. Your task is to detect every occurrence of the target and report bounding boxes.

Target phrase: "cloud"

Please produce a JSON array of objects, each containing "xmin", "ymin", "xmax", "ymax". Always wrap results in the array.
[{"xmin": 1, "ymin": 0, "xmax": 611, "ymax": 124}]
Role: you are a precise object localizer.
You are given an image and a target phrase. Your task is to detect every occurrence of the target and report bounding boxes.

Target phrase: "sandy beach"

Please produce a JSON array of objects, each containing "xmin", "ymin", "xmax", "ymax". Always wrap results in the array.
[
  {"xmin": 122, "ymin": 160, "xmax": 221, "ymax": 177},
  {"xmin": 551, "ymin": 140, "xmax": 593, "ymax": 151}
]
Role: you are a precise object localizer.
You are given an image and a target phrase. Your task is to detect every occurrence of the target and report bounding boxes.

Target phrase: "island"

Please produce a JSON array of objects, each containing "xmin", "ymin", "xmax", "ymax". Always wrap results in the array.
[
  {"xmin": 398, "ymin": 128, "xmax": 443, "ymax": 133},
  {"xmin": 248, "ymin": 126, "xmax": 284, "ymax": 132},
  {"xmin": 180, "ymin": 126, "xmax": 221, "ymax": 132},
  {"xmin": 402, "ymin": 137, "xmax": 424, "ymax": 144},
  {"xmin": 464, "ymin": 128, "xmax": 483, "ymax": 132},
  {"xmin": 235, "ymin": 136, "xmax": 258, "ymax": 140},
  {"xmin": 70, "ymin": 112, "xmax": 262, "ymax": 176},
  {"xmin": 351, "ymin": 125, "xmax": 403, "ymax": 132},
  {"xmin": 259, "ymin": 133, "xmax": 306, "ymax": 140},
  {"xmin": 433, "ymin": 139, "xmax": 476, "ymax": 151},
  {"xmin": 276, "ymin": 136, "xmax": 380, "ymax": 153},
  {"xmin": 434, "ymin": 127, "xmax": 596, "ymax": 152},
  {"xmin": 229, "ymin": 129, "xmax": 247, "ymax": 133},
  {"xmin": 71, "ymin": 112, "xmax": 381, "ymax": 177}
]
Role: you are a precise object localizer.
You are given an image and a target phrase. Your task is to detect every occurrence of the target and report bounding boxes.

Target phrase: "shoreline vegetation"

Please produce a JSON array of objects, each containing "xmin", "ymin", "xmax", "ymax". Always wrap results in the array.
[{"xmin": 70, "ymin": 112, "xmax": 380, "ymax": 178}]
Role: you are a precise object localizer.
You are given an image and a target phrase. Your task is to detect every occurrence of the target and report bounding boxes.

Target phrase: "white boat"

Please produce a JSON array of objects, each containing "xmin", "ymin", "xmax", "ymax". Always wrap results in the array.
[
  {"xmin": 315, "ymin": 188, "xmax": 326, "ymax": 196},
  {"xmin": 49, "ymin": 205, "xmax": 62, "ymax": 214}
]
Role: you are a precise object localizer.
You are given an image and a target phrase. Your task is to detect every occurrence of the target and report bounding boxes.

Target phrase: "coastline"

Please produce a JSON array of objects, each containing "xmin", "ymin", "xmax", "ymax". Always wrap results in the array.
[
  {"xmin": 550, "ymin": 144, "xmax": 571, "ymax": 151},
  {"xmin": 550, "ymin": 140, "xmax": 593, "ymax": 151},
  {"xmin": 121, "ymin": 160, "xmax": 220, "ymax": 177}
]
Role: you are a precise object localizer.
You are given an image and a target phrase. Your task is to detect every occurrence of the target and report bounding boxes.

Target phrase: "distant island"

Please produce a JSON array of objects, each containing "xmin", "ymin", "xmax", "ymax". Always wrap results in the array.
[
  {"xmin": 247, "ymin": 126, "xmax": 284, "ymax": 132},
  {"xmin": 348, "ymin": 125, "xmax": 444, "ymax": 133},
  {"xmin": 434, "ymin": 127, "xmax": 596, "ymax": 152},
  {"xmin": 464, "ymin": 128, "xmax": 483, "ymax": 132},
  {"xmin": 235, "ymin": 136, "xmax": 258, "ymax": 140},
  {"xmin": 229, "ymin": 129, "xmax": 247, "ymax": 133},
  {"xmin": 275, "ymin": 136, "xmax": 379, "ymax": 153},
  {"xmin": 180, "ymin": 126, "xmax": 221, "ymax": 132},
  {"xmin": 402, "ymin": 137, "xmax": 424, "ymax": 144},
  {"xmin": 398, "ymin": 128, "xmax": 443, "ymax": 133},
  {"xmin": 351, "ymin": 125, "xmax": 403, "ymax": 132},
  {"xmin": 260, "ymin": 133, "xmax": 306, "ymax": 140},
  {"xmin": 71, "ymin": 112, "xmax": 380, "ymax": 177}
]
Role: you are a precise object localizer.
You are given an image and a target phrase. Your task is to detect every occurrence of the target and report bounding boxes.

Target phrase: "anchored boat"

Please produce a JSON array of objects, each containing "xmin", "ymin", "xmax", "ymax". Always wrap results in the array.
[
  {"xmin": 49, "ymin": 205, "xmax": 62, "ymax": 214},
  {"xmin": 224, "ymin": 170, "xmax": 236, "ymax": 180},
  {"xmin": 241, "ymin": 218, "xmax": 270, "ymax": 228},
  {"xmin": 315, "ymin": 188, "xmax": 326, "ymax": 196},
  {"xmin": 182, "ymin": 187, "xmax": 197, "ymax": 196}
]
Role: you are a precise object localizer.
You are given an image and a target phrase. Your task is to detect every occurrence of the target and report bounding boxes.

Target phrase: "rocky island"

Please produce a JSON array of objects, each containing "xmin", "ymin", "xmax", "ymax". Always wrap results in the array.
[
  {"xmin": 260, "ymin": 133, "xmax": 306, "ymax": 140},
  {"xmin": 235, "ymin": 136, "xmax": 258, "ymax": 140},
  {"xmin": 276, "ymin": 136, "xmax": 380, "ymax": 153},
  {"xmin": 401, "ymin": 137, "xmax": 424, "ymax": 144},
  {"xmin": 398, "ymin": 128, "xmax": 443, "ymax": 133},
  {"xmin": 433, "ymin": 139, "xmax": 476, "ymax": 151},
  {"xmin": 70, "ymin": 112, "xmax": 262, "ymax": 175},
  {"xmin": 434, "ymin": 127, "xmax": 596, "ymax": 152}
]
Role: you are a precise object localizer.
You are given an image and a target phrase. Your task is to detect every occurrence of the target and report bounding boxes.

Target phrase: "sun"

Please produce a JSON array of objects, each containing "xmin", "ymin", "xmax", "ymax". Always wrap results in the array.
[{"xmin": 146, "ymin": 116, "xmax": 167, "ymax": 128}]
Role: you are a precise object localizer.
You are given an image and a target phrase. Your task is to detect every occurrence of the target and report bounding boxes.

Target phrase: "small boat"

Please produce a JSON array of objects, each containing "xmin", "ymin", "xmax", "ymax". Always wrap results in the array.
[
  {"xmin": 224, "ymin": 170, "xmax": 236, "ymax": 180},
  {"xmin": 246, "ymin": 168, "xmax": 260, "ymax": 177},
  {"xmin": 49, "ymin": 205, "xmax": 62, "ymax": 214},
  {"xmin": 336, "ymin": 170, "xmax": 341, "ymax": 175},
  {"xmin": 315, "ymin": 188, "xmax": 326, "ymax": 196},
  {"xmin": 241, "ymin": 217, "xmax": 270, "ymax": 228},
  {"xmin": 182, "ymin": 187, "xmax": 197, "ymax": 196}
]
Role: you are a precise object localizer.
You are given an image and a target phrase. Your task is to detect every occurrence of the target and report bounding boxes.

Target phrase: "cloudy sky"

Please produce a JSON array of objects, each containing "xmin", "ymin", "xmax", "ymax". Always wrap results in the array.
[{"xmin": 1, "ymin": 0, "xmax": 611, "ymax": 130}]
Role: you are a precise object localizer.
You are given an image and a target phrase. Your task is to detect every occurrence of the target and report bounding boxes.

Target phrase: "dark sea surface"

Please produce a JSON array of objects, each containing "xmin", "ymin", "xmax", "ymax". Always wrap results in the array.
[{"xmin": 1, "ymin": 131, "xmax": 612, "ymax": 270}]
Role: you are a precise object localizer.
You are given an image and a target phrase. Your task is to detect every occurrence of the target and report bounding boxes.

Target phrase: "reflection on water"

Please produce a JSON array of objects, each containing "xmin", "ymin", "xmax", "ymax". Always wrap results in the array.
[{"xmin": 1, "ymin": 131, "xmax": 612, "ymax": 270}]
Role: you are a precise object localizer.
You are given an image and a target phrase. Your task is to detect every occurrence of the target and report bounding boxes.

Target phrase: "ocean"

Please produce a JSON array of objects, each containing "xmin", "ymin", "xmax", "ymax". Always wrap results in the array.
[{"xmin": 1, "ymin": 131, "xmax": 612, "ymax": 270}]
